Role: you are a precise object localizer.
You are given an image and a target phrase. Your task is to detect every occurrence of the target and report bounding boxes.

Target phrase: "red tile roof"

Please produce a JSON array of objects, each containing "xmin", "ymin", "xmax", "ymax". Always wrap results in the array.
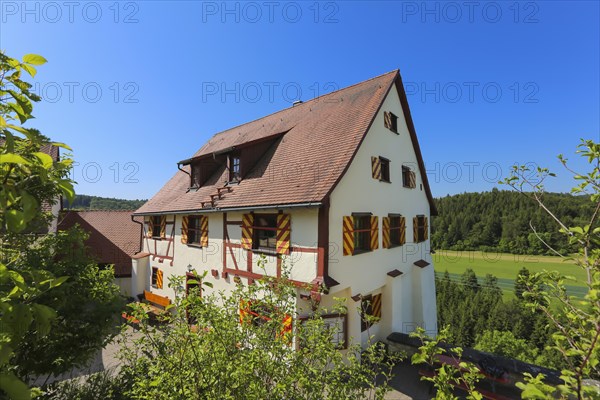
[
  {"xmin": 135, "ymin": 71, "xmax": 436, "ymax": 215},
  {"xmin": 58, "ymin": 210, "xmax": 143, "ymax": 276}
]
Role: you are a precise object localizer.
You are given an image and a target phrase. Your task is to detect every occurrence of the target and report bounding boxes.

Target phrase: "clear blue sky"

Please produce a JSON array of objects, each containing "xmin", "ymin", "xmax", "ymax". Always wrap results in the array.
[{"xmin": 2, "ymin": 0, "xmax": 598, "ymax": 199}]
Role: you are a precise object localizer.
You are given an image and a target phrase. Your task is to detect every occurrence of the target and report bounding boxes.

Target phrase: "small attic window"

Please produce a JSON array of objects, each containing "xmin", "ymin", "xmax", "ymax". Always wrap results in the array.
[
  {"xmin": 229, "ymin": 155, "xmax": 241, "ymax": 182},
  {"xmin": 191, "ymin": 164, "xmax": 202, "ymax": 188},
  {"xmin": 384, "ymin": 111, "xmax": 398, "ymax": 133}
]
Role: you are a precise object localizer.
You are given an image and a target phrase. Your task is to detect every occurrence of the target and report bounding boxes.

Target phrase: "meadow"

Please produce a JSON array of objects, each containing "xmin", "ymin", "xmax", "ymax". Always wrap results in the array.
[{"xmin": 433, "ymin": 250, "xmax": 587, "ymax": 298}]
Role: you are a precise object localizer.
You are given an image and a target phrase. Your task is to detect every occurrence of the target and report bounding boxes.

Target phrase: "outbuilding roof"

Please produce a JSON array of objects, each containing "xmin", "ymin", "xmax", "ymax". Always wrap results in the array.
[{"xmin": 135, "ymin": 70, "xmax": 436, "ymax": 215}]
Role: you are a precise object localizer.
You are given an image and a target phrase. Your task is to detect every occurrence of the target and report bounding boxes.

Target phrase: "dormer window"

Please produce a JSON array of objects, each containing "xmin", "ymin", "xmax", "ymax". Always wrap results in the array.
[
  {"xmin": 191, "ymin": 164, "xmax": 202, "ymax": 188},
  {"xmin": 230, "ymin": 155, "xmax": 241, "ymax": 182}
]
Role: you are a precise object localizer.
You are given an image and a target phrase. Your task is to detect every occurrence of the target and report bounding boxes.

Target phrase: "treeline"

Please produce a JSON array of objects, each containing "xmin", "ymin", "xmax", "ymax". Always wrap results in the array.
[
  {"xmin": 437, "ymin": 268, "xmax": 563, "ymax": 369},
  {"xmin": 431, "ymin": 189, "xmax": 593, "ymax": 255},
  {"xmin": 63, "ymin": 194, "xmax": 146, "ymax": 210}
]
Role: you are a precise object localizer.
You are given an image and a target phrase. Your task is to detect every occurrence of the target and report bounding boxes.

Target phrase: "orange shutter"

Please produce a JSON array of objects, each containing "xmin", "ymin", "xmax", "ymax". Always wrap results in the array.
[
  {"xmin": 371, "ymin": 293, "xmax": 382, "ymax": 319},
  {"xmin": 399, "ymin": 216, "xmax": 406, "ymax": 245},
  {"xmin": 276, "ymin": 214, "xmax": 291, "ymax": 255},
  {"xmin": 371, "ymin": 157, "xmax": 381, "ymax": 180},
  {"xmin": 342, "ymin": 216, "xmax": 354, "ymax": 256},
  {"xmin": 384, "ymin": 111, "xmax": 392, "ymax": 130},
  {"xmin": 160, "ymin": 216, "xmax": 166, "ymax": 238},
  {"xmin": 413, "ymin": 217, "xmax": 418, "ymax": 243},
  {"xmin": 241, "ymin": 214, "xmax": 254, "ymax": 250},
  {"xmin": 409, "ymin": 171, "xmax": 416, "ymax": 188},
  {"xmin": 424, "ymin": 217, "xmax": 429, "ymax": 240},
  {"xmin": 181, "ymin": 216, "xmax": 189, "ymax": 244},
  {"xmin": 370, "ymin": 216, "xmax": 379, "ymax": 250},
  {"xmin": 382, "ymin": 217, "xmax": 390, "ymax": 249},
  {"xmin": 156, "ymin": 269, "xmax": 163, "ymax": 289},
  {"xmin": 201, "ymin": 216, "xmax": 209, "ymax": 247},
  {"xmin": 147, "ymin": 218, "xmax": 153, "ymax": 238}
]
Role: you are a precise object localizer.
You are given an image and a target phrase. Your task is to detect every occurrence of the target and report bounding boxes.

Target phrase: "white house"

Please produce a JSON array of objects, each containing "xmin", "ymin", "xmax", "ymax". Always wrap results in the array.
[{"xmin": 132, "ymin": 70, "xmax": 438, "ymax": 346}]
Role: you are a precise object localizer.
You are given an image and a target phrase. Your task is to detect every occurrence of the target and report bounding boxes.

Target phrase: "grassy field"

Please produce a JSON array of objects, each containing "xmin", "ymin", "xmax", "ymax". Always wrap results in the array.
[{"xmin": 433, "ymin": 250, "xmax": 587, "ymax": 298}]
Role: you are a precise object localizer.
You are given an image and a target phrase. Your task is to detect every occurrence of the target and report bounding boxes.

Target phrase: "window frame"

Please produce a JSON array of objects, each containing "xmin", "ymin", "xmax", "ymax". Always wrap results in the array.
[
  {"xmin": 402, "ymin": 165, "xmax": 415, "ymax": 188},
  {"xmin": 389, "ymin": 214, "xmax": 404, "ymax": 248},
  {"xmin": 229, "ymin": 154, "xmax": 241, "ymax": 182},
  {"xmin": 353, "ymin": 215, "xmax": 372, "ymax": 254},
  {"xmin": 415, "ymin": 215, "xmax": 427, "ymax": 243},
  {"xmin": 187, "ymin": 216, "xmax": 202, "ymax": 246},
  {"xmin": 379, "ymin": 157, "xmax": 391, "ymax": 183},
  {"xmin": 151, "ymin": 216, "xmax": 162, "ymax": 239},
  {"xmin": 251, "ymin": 213, "xmax": 278, "ymax": 253},
  {"xmin": 385, "ymin": 111, "xmax": 399, "ymax": 133},
  {"xmin": 190, "ymin": 164, "xmax": 202, "ymax": 188},
  {"xmin": 151, "ymin": 267, "xmax": 159, "ymax": 288}
]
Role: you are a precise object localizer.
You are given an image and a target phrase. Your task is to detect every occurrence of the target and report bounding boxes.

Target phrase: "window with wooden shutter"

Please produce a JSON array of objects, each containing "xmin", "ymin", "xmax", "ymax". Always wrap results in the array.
[
  {"xmin": 342, "ymin": 216, "xmax": 355, "ymax": 256},
  {"xmin": 360, "ymin": 293, "xmax": 382, "ymax": 332},
  {"xmin": 181, "ymin": 216, "xmax": 188, "ymax": 244},
  {"xmin": 146, "ymin": 218, "xmax": 153, "ymax": 238},
  {"xmin": 372, "ymin": 156, "xmax": 390, "ymax": 182},
  {"xmin": 276, "ymin": 213, "xmax": 291, "ymax": 255},
  {"xmin": 402, "ymin": 166, "xmax": 416, "ymax": 189},
  {"xmin": 241, "ymin": 213, "xmax": 254, "ymax": 250},
  {"xmin": 370, "ymin": 216, "xmax": 379, "ymax": 250},
  {"xmin": 150, "ymin": 216, "xmax": 162, "ymax": 239},
  {"xmin": 385, "ymin": 215, "xmax": 406, "ymax": 248},
  {"xmin": 424, "ymin": 216, "xmax": 429, "ymax": 240},
  {"xmin": 152, "ymin": 267, "xmax": 163, "ymax": 289},
  {"xmin": 382, "ymin": 217, "xmax": 390, "ymax": 249},
  {"xmin": 384, "ymin": 111, "xmax": 398, "ymax": 133}
]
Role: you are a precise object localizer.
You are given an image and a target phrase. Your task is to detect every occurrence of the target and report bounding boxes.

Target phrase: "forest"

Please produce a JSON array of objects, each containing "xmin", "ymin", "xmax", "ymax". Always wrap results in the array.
[
  {"xmin": 431, "ymin": 189, "xmax": 594, "ymax": 255},
  {"xmin": 63, "ymin": 194, "xmax": 147, "ymax": 211}
]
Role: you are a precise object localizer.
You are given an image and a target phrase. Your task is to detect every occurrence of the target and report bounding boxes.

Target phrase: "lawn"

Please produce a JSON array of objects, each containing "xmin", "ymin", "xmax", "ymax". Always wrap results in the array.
[{"xmin": 433, "ymin": 250, "xmax": 588, "ymax": 298}]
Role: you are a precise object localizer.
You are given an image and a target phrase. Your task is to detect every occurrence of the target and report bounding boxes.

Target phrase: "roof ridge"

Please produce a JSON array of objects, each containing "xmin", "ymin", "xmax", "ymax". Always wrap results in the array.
[{"xmin": 203, "ymin": 70, "xmax": 399, "ymax": 141}]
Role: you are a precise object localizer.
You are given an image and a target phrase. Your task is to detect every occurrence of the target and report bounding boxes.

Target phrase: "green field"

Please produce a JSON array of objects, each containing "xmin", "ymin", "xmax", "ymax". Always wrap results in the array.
[{"xmin": 433, "ymin": 250, "xmax": 587, "ymax": 298}]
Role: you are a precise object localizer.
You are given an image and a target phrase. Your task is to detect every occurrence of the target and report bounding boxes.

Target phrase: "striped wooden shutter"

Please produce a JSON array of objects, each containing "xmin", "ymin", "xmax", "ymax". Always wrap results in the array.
[
  {"xmin": 156, "ymin": 269, "xmax": 163, "ymax": 289},
  {"xmin": 181, "ymin": 216, "xmax": 189, "ymax": 244},
  {"xmin": 382, "ymin": 217, "xmax": 390, "ymax": 249},
  {"xmin": 371, "ymin": 157, "xmax": 381, "ymax": 180},
  {"xmin": 276, "ymin": 214, "xmax": 291, "ymax": 255},
  {"xmin": 370, "ymin": 216, "xmax": 379, "ymax": 250},
  {"xmin": 160, "ymin": 216, "xmax": 166, "ymax": 238},
  {"xmin": 371, "ymin": 293, "xmax": 382, "ymax": 319},
  {"xmin": 147, "ymin": 218, "xmax": 154, "ymax": 238},
  {"xmin": 384, "ymin": 111, "xmax": 392, "ymax": 129},
  {"xmin": 399, "ymin": 216, "xmax": 406, "ymax": 245},
  {"xmin": 201, "ymin": 216, "xmax": 209, "ymax": 246},
  {"xmin": 241, "ymin": 214, "xmax": 254, "ymax": 250},
  {"xmin": 413, "ymin": 217, "xmax": 418, "ymax": 243},
  {"xmin": 342, "ymin": 216, "xmax": 354, "ymax": 256},
  {"xmin": 424, "ymin": 217, "xmax": 429, "ymax": 240},
  {"xmin": 409, "ymin": 171, "xmax": 416, "ymax": 188}
]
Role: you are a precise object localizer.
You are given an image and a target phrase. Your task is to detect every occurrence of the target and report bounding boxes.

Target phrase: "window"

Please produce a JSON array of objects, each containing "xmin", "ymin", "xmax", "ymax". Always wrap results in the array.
[
  {"xmin": 384, "ymin": 111, "xmax": 398, "ymax": 133},
  {"xmin": 389, "ymin": 215, "xmax": 404, "ymax": 247},
  {"xmin": 229, "ymin": 155, "xmax": 241, "ymax": 181},
  {"xmin": 151, "ymin": 267, "xmax": 163, "ymax": 289},
  {"xmin": 187, "ymin": 216, "xmax": 202, "ymax": 245},
  {"xmin": 353, "ymin": 215, "xmax": 371, "ymax": 253},
  {"xmin": 252, "ymin": 214, "xmax": 277, "ymax": 251},
  {"xmin": 191, "ymin": 164, "xmax": 202, "ymax": 187},
  {"xmin": 151, "ymin": 216, "xmax": 162, "ymax": 239},
  {"xmin": 380, "ymin": 157, "xmax": 390, "ymax": 182},
  {"xmin": 371, "ymin": 156, "xmax": 390, "ymax": 182},
  {"xmin": 402, "ymin": 166, "xmax": 416, "ymax": 188},
  {"xmin": 415, "ymin": 215, "xmax": 428, "ymax": 243}
]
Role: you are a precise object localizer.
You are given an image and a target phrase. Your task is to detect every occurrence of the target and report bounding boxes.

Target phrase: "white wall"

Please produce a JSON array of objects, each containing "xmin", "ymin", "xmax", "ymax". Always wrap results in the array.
[{"xmin": 328, "ymin": 85, "xmax": 436, "ymax": 338}]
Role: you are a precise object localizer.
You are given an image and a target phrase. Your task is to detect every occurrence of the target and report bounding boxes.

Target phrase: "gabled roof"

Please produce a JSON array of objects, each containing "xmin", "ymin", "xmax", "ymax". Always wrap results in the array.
[
  {"xmin": 135, "ymin": 70, "xmax": 436, "ymax": 215},
  {"xmin": 58, "ymin": 210, "xmax": 143, "ymax": 276}
]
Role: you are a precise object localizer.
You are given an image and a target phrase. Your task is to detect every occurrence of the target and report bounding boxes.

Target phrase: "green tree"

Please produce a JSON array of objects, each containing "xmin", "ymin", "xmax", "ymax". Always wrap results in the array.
[
  {"xmin": 117, "ymin": 260, "xmax": 399, "ymax": 400},
  {"xmin": 514, "ymin": 267, "xmax": 530, "ymax": 300},
  {"xmin": 474, "ymin": 330, "xmax": 537, "ymax": 364}
]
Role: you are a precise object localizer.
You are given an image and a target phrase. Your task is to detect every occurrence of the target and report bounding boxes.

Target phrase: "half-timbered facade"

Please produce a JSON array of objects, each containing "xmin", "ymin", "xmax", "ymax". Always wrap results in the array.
[{"xmin": 132, "ymin": 70, "xmax": 438, "ymax": 346}]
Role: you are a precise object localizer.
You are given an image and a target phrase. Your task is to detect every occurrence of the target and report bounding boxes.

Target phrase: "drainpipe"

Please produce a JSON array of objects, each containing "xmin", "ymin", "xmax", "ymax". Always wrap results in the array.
[{"xmin": 131, "ymin": 214, "xmax": 144, "ymax": 254}]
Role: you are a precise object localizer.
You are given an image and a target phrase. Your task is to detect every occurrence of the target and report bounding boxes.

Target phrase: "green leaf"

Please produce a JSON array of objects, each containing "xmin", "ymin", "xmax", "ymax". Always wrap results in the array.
[
  {"xmin": 5, "ymin": 210, "xmax": 26, "ymax": 233},
  {"xmin": 33, "ymin": 151, "xmax": 53, "ymax": 168},
  {"xmin": 0, "ymin": 115, "xmax": 6, "ymax": 128},
  {"xmin": 0, "ymin": 372, "xmax": 31, "ymax": 400},
  {"xmin": 22, "ymin": 53, "xmax": 47, "ymax": 65},
  {"xmin": 21, "ymin": 63, "xmax": 37, "ymax": 77},
  {"xmin": 58, "ymin": 180, "xmax": 75, "ymax": 203},
  {"xmin": 0, "ymin": 153, "xmax": 30, "ymax": 165},
  {"xmin": 50, "ymin": 142, "xmax": 73, "ymax": 151},
  {"xmin": 49, "ymin": 276, "xmax": 69, "ymax": 288},
  {"xmin": 31, "ymin": 304, "xmax": 57, "ymax": 337}
]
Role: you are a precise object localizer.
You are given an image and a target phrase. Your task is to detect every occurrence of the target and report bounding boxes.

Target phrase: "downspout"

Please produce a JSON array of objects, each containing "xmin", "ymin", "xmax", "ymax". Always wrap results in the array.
[
  {"xmin": 177, "ymin": 163, "xmax": 191, "ymax": 177},
  {"xmin": 131, "ymin": 214, "xmax": 144, "ymax": 254}
]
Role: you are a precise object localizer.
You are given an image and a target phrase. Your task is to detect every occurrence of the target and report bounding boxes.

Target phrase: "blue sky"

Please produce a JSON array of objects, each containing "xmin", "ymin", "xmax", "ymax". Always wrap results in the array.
[{"xmin": 2, "ymin": 0, "xmax": 599, "ymax": 199}]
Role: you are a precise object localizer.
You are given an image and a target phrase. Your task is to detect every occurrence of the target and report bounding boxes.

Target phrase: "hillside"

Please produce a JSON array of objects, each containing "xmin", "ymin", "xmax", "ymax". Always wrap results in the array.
[
  {"xmin": 432, "ymin": 190, "xmax": 594, "ymax": 255},
  {"xmin": 63, "ymin": 195, "xmax": 147, "ymax": 211}
]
